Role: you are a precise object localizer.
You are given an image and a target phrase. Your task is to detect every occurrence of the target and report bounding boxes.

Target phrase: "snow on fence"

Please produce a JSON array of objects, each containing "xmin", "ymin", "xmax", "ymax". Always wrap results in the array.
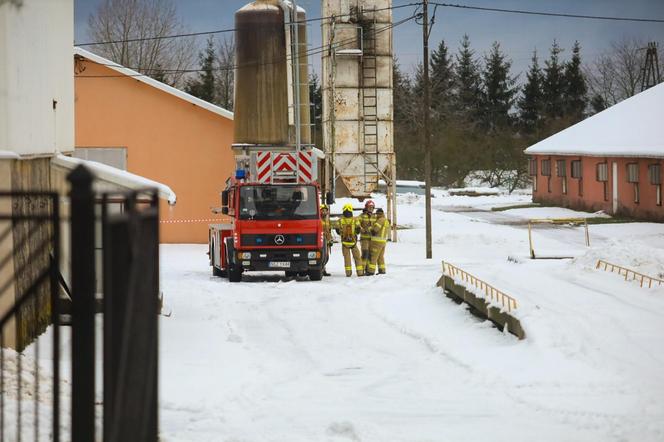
[
  {"xmin": 596, "ymin": 259, "xmax": 664, "ymax": 289},
  {"xmin": 442, "ymin": 262, "xmax": 518, "ymax": 312}
]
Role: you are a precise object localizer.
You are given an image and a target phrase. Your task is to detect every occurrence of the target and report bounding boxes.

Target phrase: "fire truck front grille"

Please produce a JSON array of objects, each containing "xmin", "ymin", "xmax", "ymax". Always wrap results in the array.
[{"xmin": 241, "ymin": 233, "xmax": 317, "ymax": 246}]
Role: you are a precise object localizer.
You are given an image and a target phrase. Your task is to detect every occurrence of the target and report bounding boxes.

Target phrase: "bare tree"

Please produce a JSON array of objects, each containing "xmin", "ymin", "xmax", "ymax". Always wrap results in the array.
[
  {"xmin": 584, "ymin": 55, "xmax": 618, "ymax": 109},
  {"xmin": 585, "ymin": 38, "xmax": 650, "ymax": 111},
  {"xmin": 610, "ymin": 38, "xmax": 646, "ymax": 99},
  {"xmin": 216, "ymin": 36, "xmax": 235, "ymax": 110},
  {"xmin": 87, "ymin": 0, "xmax": 195, "ymax": 87}
]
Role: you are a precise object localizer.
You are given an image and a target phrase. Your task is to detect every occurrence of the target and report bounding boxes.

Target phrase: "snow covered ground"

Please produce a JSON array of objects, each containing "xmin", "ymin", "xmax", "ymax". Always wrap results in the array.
[
  {"xmin": 158, "ymin": 191, "xmax": 664, "ymax": 442},
  {"xmin": 3, "ymin": 189, "xmax": 661, "ymax": 440}
]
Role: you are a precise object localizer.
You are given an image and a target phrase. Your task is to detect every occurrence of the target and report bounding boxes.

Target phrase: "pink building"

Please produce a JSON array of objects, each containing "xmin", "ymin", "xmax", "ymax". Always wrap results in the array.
[{"xmin": 525, "ymin": 83, "xmax": 663, "ymax": 222}]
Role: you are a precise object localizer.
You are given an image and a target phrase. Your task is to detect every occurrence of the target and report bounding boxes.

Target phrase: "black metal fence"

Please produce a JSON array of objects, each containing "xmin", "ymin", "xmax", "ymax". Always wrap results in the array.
[
  {"xmin": 0, "ymin": 165, "xmax": 160, "ymax": 441},
  {"xmin": 0, "ymin": 190, "xmax": 61, "ymax": 441}
]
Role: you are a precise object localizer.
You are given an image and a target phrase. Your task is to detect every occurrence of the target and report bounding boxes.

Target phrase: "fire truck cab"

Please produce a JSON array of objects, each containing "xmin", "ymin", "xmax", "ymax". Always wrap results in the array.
[{"xmin": 209, "ymin": 147, "xmax": 326, "ymax": 282}]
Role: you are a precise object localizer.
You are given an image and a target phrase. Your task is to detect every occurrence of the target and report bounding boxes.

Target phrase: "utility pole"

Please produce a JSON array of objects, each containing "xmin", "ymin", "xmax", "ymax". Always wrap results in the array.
[
  {"xmin": 422, "ymin": 0, "xmax": 432, "ymax": 259},
  {"xmin": 641, "ymin": 42, "xmax": 661, "ymax": 92}
]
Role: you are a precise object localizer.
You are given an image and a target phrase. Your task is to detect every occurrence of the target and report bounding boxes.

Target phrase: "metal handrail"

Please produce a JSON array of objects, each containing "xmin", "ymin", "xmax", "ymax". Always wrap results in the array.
[
  {"xmin": 596, "ymin": 259, "xmax": 664, "ymax": 289},
  {"xmin": 442, "ymin": 262, "xmax": 519, "ymax": 312},
  {"xmin": 528, "ymin": 217, "xmax": 590, "ymax": 259}
]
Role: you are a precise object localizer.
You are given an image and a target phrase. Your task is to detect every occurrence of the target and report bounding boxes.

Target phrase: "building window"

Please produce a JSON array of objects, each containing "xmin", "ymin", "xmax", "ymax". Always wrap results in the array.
[
  {"xmin": 596, "ymin": 163, "xmax": 608, "ymax": 182},
  {"xmin": 596, "ymin": 162, "xmax": 608, "ymax": 201},
  {"xmin": 649, "ymin": 164, "xmax": 661, "ymax": 206},
  {"xmin": 541, "ymin": 159, "xmax": 551, "ymax": 176},
  {"xmin": 571, "ymin": 160, "xmax": 583, "ymax": 196},
  {"xmin": 649, "ymin": 164, "xmax": 661, "ymax": 185},
  {"xmin": 626, "ymin": 163, "xmax": 639, "ymax": 203},
  {"xmin": 556, "ymin": 160, "xmax": 567, "ymax": 194},
  {"xmin": 627, "ymin": 163, "xmax": 639, "ymax": 183},
  {"xmin": 528, "ymin": 159, "xmax": 538, "ymax": 176},
  {"xmin": 74, "ymin": 147, "xmax": 127, "ymax": 170}
]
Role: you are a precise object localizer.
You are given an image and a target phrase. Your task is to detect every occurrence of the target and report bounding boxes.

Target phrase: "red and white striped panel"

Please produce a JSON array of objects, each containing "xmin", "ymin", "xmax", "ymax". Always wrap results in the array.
[
  {"xmin": 256, "ymin": 151, "xmax": 273, "ymax": 183},
  {"xmin": 297, "ymin": 151, "xmax": 314, "ymax": 183},
  {"xmin": 255, "ymin": 151, "xmax": 316, "ymax": 184}
]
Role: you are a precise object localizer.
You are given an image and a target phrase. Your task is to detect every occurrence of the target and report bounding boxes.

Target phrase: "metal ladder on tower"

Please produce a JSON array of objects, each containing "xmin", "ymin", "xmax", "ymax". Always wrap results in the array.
[{"xmin": 361, "ymin": 8, "xmax": 379, "ymax": 194}]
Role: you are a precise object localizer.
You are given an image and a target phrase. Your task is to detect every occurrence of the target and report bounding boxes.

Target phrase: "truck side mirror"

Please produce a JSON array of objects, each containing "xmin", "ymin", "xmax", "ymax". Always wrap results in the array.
[
  {"xmin": 326, "ymin": 191, "xmax": 334, "ymax": 205},
  {"xmin": 221, "ymin": 207, "xmax": 229, "ymax": 215},
  {"xmin": 221, "ymin": 190, "xmax": 229, "ymax": 206}
]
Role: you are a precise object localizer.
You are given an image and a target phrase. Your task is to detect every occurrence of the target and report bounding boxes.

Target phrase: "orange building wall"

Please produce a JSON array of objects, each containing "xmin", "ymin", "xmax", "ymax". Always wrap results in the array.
[
  {"xmin": 75, "ymin": 60, "xmax": 234, "ymax": 243},
  {"xmin": 531, "ymin": 155, "xmax": 663, "ymax": 222}
]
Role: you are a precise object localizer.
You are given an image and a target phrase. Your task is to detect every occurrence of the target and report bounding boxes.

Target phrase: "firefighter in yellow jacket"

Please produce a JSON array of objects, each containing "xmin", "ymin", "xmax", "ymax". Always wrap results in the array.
[
  {"xmin": 335, "ymin": 203, "xmax": 364, "ymax": 277},
  {"xmin": 320, "ymin": 204, "xmax": 334, "ymax": 276},
  {"xmin": 367, "ymin": 208, "xmax": 390, "ymax": 275},
  {"xmin": 358, "ymin": 200, "xmax": 376, "ymax": 264}
]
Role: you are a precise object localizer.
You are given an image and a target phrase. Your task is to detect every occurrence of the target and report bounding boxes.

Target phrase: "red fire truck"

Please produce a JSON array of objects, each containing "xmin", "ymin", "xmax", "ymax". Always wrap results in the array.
[{"xmin": 208, "ymin": 146, "xmax": 327, "ymax": 282}]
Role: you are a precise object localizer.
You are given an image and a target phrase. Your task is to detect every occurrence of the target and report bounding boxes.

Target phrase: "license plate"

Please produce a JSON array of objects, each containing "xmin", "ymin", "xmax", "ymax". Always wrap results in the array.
[{"xmin": 269, "ymin": 261, "xmax": 291, "ymax": 268}]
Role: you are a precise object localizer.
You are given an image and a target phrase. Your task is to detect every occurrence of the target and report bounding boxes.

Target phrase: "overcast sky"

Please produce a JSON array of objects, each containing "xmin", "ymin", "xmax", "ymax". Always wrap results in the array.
[{"xmin": 74, "ymin": 0, "xmax": 664, "ymax": 81}]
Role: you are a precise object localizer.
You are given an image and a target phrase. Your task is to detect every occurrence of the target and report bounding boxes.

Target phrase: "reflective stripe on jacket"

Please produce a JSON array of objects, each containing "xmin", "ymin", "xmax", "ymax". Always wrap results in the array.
[
  {"xmin": 337, "ymin": 216, "xmax": 361, "ymax": 247},
  {"xmin": 371, "ymin": 217, "xmax": 391, "ymax": 243},
  {"xmin": 359, "ymin": 212, "xmax": 375, "ymax": 239}
]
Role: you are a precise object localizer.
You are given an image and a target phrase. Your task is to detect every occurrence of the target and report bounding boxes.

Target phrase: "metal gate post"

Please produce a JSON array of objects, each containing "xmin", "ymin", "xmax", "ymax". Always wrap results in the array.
[{"xmin": 68, "ymin": 165, "xmax": 96, "ymax": 441}]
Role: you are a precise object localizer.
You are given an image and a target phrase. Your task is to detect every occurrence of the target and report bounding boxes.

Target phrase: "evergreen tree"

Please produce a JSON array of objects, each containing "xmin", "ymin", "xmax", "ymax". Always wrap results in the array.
[
  {"xmin": 453, "ymin": 35, "xmax": 482, "ymax": 123},
  {"xmin": 563, "ymin": 41, "xmax": 588, "ymax": 122},
  {"xmin": 518, "ymin": 51, "xmax": 544, "ymax": 132},
  {"xmin": 393, "ymin": 59, "xmax": 415, "ymax": 125},
  {"xmin": 480, "ymin": 41, "xmax": 517, "ymax": 130},
  {"xmin": 590, "ymin": 94, "xmax": 608, "ymax": 114},
  {"xmin": 151, "ymin": 63, "xmax": 167, "ymax": 83},
  {"xmin": 430, "ymin": 40, "xmax": 455, "ymax": 119},
  {"xmin": 186, "ymin": 36, "xmax": 217, "ymax": 103},
  {"xmin": 542, "ymin": 40, "xmax": 565, "ymax": 119},
  {"xmin": 393, "ymin": 60, "xmax": 420, "ymax": 179}
]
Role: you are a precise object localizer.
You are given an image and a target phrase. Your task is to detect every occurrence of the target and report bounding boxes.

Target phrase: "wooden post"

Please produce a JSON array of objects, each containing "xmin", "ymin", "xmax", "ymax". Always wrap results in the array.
[{"xmin": 422, "ymin": 0, "xmax": 432, "ymax": 259}]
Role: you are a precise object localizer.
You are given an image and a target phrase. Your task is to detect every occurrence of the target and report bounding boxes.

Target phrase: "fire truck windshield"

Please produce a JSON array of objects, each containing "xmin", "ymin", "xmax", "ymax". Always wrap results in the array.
[{"xmin": 238, "ymin": 185, "xmax": 318, "ymax": 220}]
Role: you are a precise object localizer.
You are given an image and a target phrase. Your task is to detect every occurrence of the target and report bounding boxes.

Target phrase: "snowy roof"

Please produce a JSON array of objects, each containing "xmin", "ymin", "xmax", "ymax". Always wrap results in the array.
[
  {"xmin": 73, "ymin": 47, "xmax": 234, "ymax": 121},
  {"xmin": 52, "ymin": 154, "xmax": 177, "ymax": 205},
  {"xmin": 525, "ymin": 82, "xmax": 664, "ymax": 159}
]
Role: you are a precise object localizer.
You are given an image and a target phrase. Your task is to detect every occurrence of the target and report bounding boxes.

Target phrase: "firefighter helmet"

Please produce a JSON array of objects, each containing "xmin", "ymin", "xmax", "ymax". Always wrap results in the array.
[
  {"xmin": 320, "ymin": 204, "xmax": 328, "ymax": 211},
  {"xmin": 342, "ymin": 203, "xmax": 353, "ymax": 213}
]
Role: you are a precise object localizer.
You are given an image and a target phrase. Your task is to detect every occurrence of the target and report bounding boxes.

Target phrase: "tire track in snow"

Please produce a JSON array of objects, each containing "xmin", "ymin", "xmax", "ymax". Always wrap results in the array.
[{"xmin": 366, "ymin": 299, "xmax": 474, "ymax": 373}]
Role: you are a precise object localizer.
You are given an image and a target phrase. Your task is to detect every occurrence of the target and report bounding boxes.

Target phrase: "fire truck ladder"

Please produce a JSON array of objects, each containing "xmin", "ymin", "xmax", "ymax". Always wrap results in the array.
[{"xmin": 361, "ymin": 9, "xmax": 379, "ymax": 194}]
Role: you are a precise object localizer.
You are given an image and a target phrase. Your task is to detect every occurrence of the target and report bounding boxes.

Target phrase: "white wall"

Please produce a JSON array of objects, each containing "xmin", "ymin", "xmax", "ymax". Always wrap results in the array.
[{"xmin": 0, "ymin": 0, "xmax": 74, "ymax": 156}]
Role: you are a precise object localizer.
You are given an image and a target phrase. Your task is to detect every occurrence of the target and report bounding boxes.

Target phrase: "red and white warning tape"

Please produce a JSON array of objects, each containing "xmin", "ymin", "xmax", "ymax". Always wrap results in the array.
[{"xmin": 160, "ymin": 218, "xmax": 224, "ymax": 224}]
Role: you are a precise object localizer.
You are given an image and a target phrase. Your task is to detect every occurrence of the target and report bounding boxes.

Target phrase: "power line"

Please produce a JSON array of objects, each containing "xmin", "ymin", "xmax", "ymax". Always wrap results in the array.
[
  {"xmin": 431, "ymin": 2, "xmax": 664, "ymax": 23},
  {"xmin": 76, "ymin": 13, "xmax": 417, "ymax": 78},
  {"xmin": 76, "ymin": 2, "xmax": 421, "ymax": 47}
]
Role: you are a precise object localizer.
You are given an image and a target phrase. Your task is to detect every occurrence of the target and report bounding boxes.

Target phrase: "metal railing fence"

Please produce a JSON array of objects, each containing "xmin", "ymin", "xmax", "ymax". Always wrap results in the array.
[
  {"xmin": 596, "ymin": 259, "xmax": 664, "ymax": 289},
  {"xmin": 442, "ymin": 261, "xmax": 518, "ymax": 312}
]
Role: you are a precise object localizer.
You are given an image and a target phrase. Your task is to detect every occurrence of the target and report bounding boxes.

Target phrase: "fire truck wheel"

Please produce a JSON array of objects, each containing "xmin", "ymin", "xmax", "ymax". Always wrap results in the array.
[
  {"xmin": 228, "ymin": 265, "xmax": 243, "ymax": 282},
  {"xmin": 308, "ymin": 269, "xmax": 323, "ymax": 281}
]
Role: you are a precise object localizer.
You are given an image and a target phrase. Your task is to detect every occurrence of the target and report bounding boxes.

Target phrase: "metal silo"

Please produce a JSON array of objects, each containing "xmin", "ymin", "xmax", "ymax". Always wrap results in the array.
[
  {"xmin": 321, "ymin": 0, "xmax": 397, "ymax": 239},
  {"xmin": 234, "ymin": 0, "xmax": 311, "ymax": 147}
]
